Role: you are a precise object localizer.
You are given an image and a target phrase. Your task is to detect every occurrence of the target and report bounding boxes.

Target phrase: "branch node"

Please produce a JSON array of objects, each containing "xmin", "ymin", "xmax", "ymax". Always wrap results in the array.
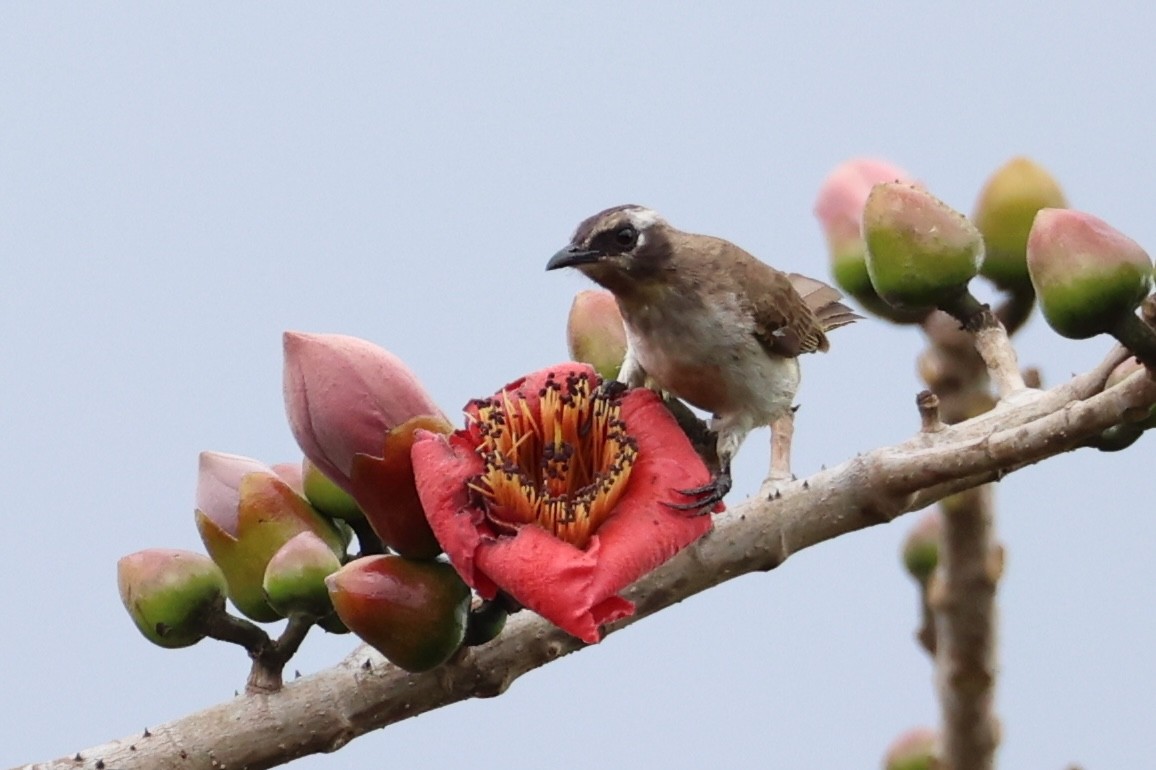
[{"xmin": 917, "ymin": 390, "xmax": 945, "ymax": 432}]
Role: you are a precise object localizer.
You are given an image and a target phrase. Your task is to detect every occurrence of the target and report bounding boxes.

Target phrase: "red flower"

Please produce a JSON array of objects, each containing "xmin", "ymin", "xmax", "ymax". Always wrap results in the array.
[{"xmin": 411, "ymin": 363, "xmax": 718, "ymax": 644}]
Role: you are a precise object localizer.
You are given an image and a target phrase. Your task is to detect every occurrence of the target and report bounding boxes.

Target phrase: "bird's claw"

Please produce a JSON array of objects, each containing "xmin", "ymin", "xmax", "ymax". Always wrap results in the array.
[
  {"xmin": 596, "ymin": 378, "xmax": 629, "ymax": 400},
  {"xmin": 665, "ymin": 470, "xmax": 732, "ymax": 515}
]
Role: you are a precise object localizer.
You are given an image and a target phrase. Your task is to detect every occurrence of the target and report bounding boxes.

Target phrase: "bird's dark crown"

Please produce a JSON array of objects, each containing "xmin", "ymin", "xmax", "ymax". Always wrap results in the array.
[{"xmin": 570, "ymin": 204, "xmax": 665, "ymax": 251}]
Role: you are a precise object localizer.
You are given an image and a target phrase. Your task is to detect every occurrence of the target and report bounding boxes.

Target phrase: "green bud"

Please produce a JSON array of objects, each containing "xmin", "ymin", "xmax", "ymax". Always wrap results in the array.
[
  {"xmin": 902, "ymin": 512, "xmax": 941, "ymax": 584},
  {"xmin": 263, "ymin": 532, "xmax": 343, "ymax": 619},
  {"xmin": 117, "ymin": 549, "xmax": 227, "ymax": 649},
  {"xmin": 814, "ymin": 158, "xmax": 929, "ymax": 324},
  {"xmin": 302, "ymin": 458, "xmax": 364, "ymax": 522},
  {"xmin": 974, "ymin": 157, "xmax": 1067, "ymax": 291},
  {"xmin": 883, "ymin": 727, "xmax": 939, "ymax": 770},
  {"xmin": 864, "ymin": 183, "xmax": 985, "ymax": 309},
  {"xmin": 1027, "ymin": 208, "xmax": 1153, "ymax": 339}
]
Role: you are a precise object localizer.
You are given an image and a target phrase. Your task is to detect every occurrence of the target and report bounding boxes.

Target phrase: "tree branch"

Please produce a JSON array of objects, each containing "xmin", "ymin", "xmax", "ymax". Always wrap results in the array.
[{"xmin": 14, "ymin": 360, "xmax": 1155, "ymax": 770}]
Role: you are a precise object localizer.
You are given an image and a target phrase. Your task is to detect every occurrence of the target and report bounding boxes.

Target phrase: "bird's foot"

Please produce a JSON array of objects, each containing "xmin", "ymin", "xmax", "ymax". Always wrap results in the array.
[
  {"xmin": 761, "ymin": 472, "xmax": 796, "ymax": 501},
  {"xmin": 665, "ymin": 469, "xmax": 732, "ymax": 515},
  {"xmin": 596, "ymin": 378, "xmax": 629, "ymax": 400}
]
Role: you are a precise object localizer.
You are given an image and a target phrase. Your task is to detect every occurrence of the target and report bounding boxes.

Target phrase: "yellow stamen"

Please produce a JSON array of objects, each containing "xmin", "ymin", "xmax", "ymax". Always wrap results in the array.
[{"xmin": 470, "ymin": 371, "xmax": 637, "ymax": 549}]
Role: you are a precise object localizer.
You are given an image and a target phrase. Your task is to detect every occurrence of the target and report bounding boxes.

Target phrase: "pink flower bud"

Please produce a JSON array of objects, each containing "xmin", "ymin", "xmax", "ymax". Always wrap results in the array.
[
  {"xmin": 271, "ymin": 461, "xmax": 305, "ymax": 496},
  {"xmin": 282, "ymin": 332, "xmax": 445, "ymax": 494},
  {"xmin": 815, "ymin": 158, "xmax": 915, "ymax": 295},
  {"xmin": 567, "ymin": 290, "xmax": 628, "ymax": 380},
  {"xmin": 195, "ymin": 451, "xmax": 345, "ymax": 621}
]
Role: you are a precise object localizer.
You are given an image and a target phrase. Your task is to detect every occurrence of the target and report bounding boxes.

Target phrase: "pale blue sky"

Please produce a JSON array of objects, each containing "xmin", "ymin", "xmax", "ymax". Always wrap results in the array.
[{"xmin": 4, "ymin": 3, "xmax": 1154, "ymax": 768}]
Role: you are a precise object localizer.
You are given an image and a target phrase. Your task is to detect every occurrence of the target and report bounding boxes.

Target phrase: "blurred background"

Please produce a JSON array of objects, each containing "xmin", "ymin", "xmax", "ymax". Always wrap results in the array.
[{"xmin": 3, "ymin": 3, "xmax": 1153, "ymax": 768}]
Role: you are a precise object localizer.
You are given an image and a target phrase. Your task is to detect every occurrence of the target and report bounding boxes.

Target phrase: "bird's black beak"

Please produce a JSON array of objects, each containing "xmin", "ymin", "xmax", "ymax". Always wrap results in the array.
[{"xmin": 546, "ymin": 246, "xmax": 602, "ymax": 271}]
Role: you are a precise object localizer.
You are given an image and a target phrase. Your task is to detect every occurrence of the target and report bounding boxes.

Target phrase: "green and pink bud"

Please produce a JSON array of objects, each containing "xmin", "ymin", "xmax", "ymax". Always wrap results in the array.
[
  {"xmin": 326, "ymin": 555, "xmax": 471, "ymax": 673},
  {"xmin": 567, "ymin": 290, "xmax": 628, "ymax": 380},
  {"xmin": 883, "ymin": 727, "xmax": 939, "ymax": 770},
  {"xmin": 301, "ymin": 458, "xmax": 364, "ymax": 522},
  {"xmin": 973, "ymin": 157, "xmax": 1067, "ymax": 292},
  {"xmin": 1027, "ymin": 209, "xmax": 1153, "ymax": 340},
  {"xmin": 864, "ymin": 183, "xmax": 985, "ymax": 310},
  {"xmin": 282, "ymin": 332, "xmax": 451, "ymax": 558},
  {"xmin": 814, "ymin": 158, "xmax": 925, "ymax": 321},
  {"xmin": 271, "ymin": 462, "xmax": 305, "ymax": 495},
  {"xmin": 263, "ymin": 531, "xmax": 343, "ymax": 620},
  {"xmin": 902, "ymin": 511, "xmax": 941, "ymax": 585},
  {"xmin": 195, "ymin": 451, "xmax": 346, "ymax": 622},
  {"xmin": 117, "ymin": 549, "xmax": 227, "ymax": 649}
]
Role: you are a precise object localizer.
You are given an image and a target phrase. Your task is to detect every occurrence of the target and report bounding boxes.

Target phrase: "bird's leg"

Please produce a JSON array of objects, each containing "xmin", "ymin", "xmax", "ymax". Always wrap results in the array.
[
  {"xmin": 763, "ymin": 409, "xmax": 796, "ymax": 498},
  {"xmin": 616, "ymin": 343, "xmax": 647, "ymax": 389}
]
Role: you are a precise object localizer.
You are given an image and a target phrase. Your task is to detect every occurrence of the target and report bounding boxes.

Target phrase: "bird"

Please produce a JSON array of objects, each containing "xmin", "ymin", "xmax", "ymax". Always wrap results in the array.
[{"xmin": 546, "ymin": 204, "xmax": 859, "ymax": 509}]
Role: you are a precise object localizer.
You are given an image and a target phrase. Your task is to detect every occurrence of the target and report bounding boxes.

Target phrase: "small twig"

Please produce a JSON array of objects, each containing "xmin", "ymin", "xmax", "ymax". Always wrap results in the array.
[
  {"xmin": 993, "ymin": 284, "xmax": 1035, "ymax": 337},
  {"xmin": 917, "ymin": 391, "xmax": 945, "ymax": 433},
  {"xmin": 972, "ymin": 318, "xmax": 1027, "ymax": 398},
  {"xmin": 349, "ymin": 517, "xmax": 385, "ymax": 557},
  {"xmin": 1110, "ymin": 312, "xmax": 1156, "ymax": 370},
  {"xmin": 202, "ymin": 612, "xmax": 315, "ymax": 694},
  {"xmin": 202, "ymin": 611, "xmax": 272, "ymax": 651}
]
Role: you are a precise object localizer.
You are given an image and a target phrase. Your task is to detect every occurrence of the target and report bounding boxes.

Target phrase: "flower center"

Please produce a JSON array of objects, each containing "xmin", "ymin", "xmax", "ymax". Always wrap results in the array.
[{"xmin": 468, "ymin": 370, "xmax": 638, "ymax": 549}]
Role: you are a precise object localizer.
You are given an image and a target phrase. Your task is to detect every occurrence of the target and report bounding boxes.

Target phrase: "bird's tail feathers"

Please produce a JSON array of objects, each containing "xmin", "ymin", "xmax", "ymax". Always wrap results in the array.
[{"xmin": 787, "ymin": 273, "xmax": 862, "ymax": 333}]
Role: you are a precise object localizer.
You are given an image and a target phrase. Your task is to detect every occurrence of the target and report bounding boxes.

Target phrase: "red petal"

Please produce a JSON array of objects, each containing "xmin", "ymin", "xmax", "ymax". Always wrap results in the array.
[
  {"xmin": 475, "ymin": 526, "xmax": 633, "ymax": 643},
  {"xmin": 584, "ymin": 389, "xmax": 715, "ymax": 602},
  {"xmin": 410, "ymin": 430, "xmax": 499, "ymax": 599}
]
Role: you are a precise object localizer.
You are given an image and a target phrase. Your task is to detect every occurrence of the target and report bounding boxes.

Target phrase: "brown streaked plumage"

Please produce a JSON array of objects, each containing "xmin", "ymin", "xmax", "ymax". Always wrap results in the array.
[{"xmin": 547, "ymin": 204, "xmax": 858, "ymax": 508}]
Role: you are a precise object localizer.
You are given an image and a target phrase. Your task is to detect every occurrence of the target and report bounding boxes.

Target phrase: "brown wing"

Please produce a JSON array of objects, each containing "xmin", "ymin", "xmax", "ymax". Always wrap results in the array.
[{"xmin": 735, "ymin": 257, "xmax": 832, "ymax": 358}]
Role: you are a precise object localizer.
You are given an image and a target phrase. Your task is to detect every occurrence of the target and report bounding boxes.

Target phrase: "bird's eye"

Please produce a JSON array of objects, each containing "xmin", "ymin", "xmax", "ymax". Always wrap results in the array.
[{"xmin": 615, "ymin": 226, "xmax": 638, "ymax": 248}]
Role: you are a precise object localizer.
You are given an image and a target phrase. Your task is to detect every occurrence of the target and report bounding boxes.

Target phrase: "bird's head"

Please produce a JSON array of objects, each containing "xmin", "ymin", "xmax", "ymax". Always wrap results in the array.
[{"xmin": 547, "ymin": 205, "xmax": 675, "ymax": 296}]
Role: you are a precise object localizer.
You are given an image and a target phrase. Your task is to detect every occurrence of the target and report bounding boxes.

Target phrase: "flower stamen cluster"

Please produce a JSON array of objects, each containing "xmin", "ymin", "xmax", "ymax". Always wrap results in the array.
[{"xmin": 468, "ymin": 371, "xmax": 636, "ymax": 548}]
